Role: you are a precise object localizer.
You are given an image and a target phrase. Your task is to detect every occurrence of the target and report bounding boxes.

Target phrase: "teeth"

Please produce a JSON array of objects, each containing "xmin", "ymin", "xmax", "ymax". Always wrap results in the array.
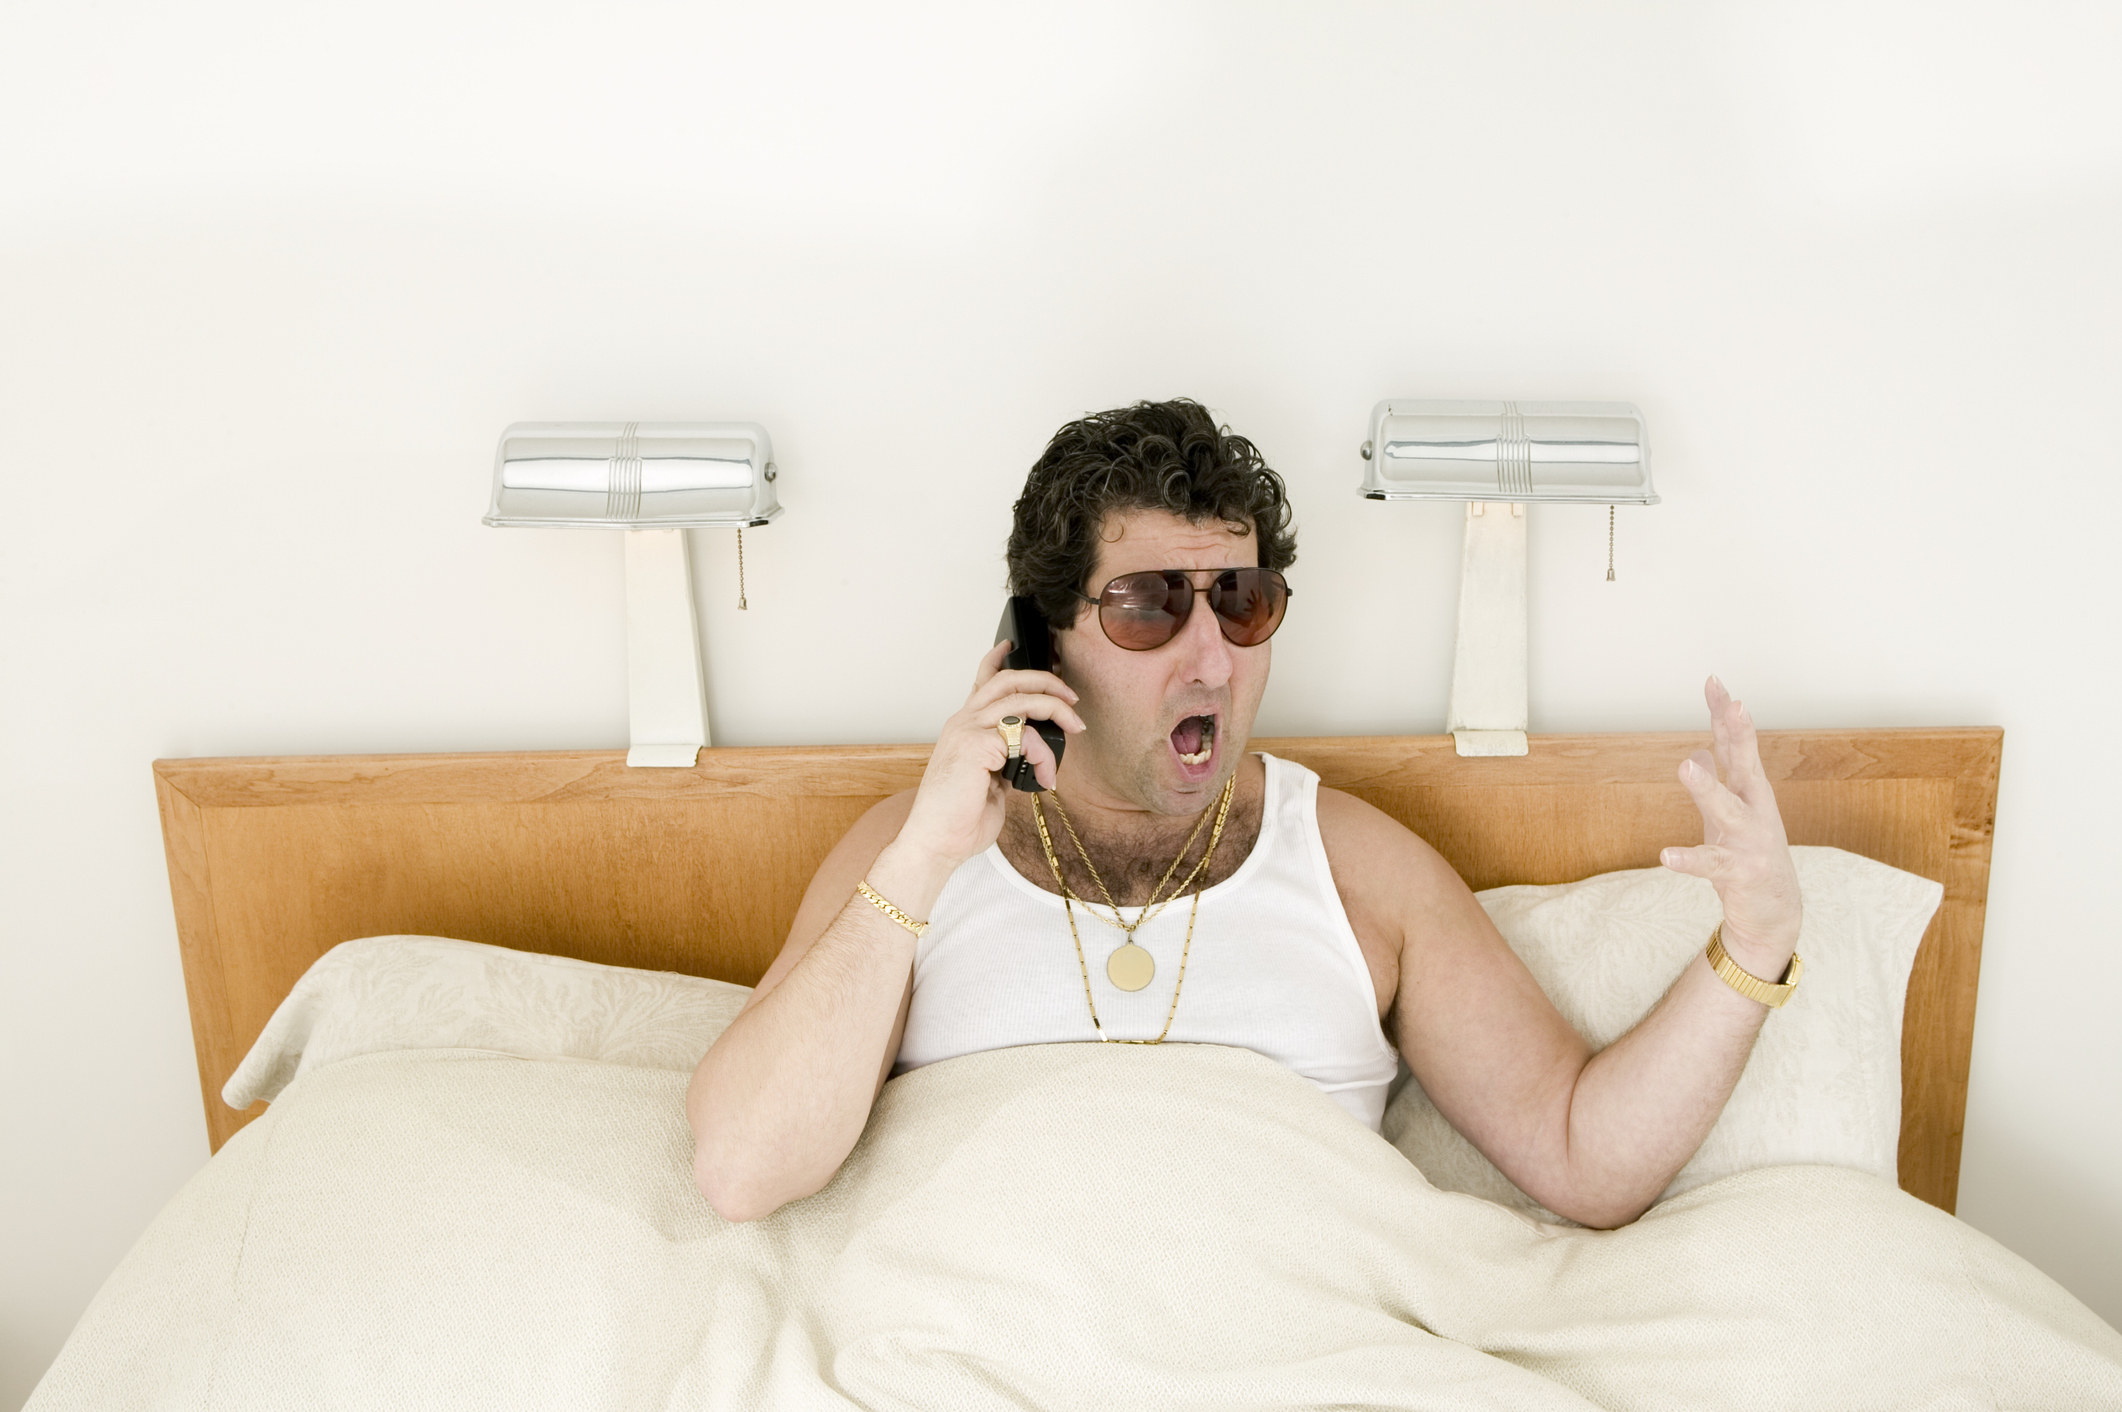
[{"xmin": 1177, "ymin": 715, "xmax": 1215, "ymax": 767}]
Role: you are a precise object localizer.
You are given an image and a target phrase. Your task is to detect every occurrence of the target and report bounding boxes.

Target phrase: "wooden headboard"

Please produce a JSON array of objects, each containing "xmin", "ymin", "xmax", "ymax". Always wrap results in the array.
[{"xmin": 154, "ymin": 728, "xmax": 2002, "ymax": 1211}]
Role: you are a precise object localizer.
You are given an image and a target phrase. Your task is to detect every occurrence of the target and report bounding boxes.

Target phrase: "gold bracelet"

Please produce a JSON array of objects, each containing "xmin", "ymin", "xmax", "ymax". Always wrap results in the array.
[
  {"xmin": 855, "ymin": 880, "xmax": 928, "ymax": 938},
  {"xmin": 1705, "ymin": 923, "xmax": 1802, "ymax": 1008}
]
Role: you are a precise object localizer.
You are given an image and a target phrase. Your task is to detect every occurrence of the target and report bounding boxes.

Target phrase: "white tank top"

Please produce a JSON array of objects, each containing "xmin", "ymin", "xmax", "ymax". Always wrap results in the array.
[{"xmin": 893, "ymin": 753, "xmax": 1402, "ymax": 1130}]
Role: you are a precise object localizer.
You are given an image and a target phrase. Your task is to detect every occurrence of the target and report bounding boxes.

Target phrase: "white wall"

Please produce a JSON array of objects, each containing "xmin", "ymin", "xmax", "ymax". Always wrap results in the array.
[{"xmin": 5, "ymin": 0, "xmax": 2119, "ymax": 1400}]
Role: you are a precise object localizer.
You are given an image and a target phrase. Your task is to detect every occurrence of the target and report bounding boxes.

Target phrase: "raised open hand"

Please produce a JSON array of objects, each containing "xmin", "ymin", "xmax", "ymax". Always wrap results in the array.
[{"xmin": 1659, "ymin": 677, "xmax": 1804, "ymax": 975}]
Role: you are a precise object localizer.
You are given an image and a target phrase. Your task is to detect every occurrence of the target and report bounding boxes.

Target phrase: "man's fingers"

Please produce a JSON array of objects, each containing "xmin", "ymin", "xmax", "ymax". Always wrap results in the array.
[
  {"xmin": 1723, "ymin": 699, "xmax": 1777, "ymax": 808},
  {"xmin": 1022, "ymin": 725, "xmax": 1061, "ymax": 790},
  {"xmin": 1679, "ymin": 753, "xmax": 1748, "ymax": 835},
  {"xmin": 1702, "ymin": 676, "xmax": 1780, "ymax": 811},
  {"xmin": 947, "ymin": 697, "xmax": 1075, "ymax": 782},
  {"xmin": 1706, "ymin": 675, "xmax": 1733, "ymax": 781},
  {"xmin": 1661, "ymin": 842, "xmax": 1730, "ymax": 878},
  {"xmin": 971, "ymin": 639, "xmax": 1013, "ymax": 689},
  {"xmin": 971, "ymin": 667, "xmax": 1078, "ymax": 711},
  {"xmin": 962, "ymin": 698, "xmax": 1068, "ymax": 789},
  {"xmin": 978, "ymin": 693, "xmax": 1087, "ymax": 738}
]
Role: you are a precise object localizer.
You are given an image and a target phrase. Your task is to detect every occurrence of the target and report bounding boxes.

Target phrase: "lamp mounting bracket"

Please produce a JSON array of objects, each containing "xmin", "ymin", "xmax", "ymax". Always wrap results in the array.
[{"xmin": 1445, "ymin": 501, "xmax": 1529, "ymax": 757}]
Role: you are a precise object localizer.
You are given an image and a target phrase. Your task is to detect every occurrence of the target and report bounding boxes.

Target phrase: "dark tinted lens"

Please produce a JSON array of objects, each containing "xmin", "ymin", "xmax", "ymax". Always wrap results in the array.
[
  {"xmin": 1097, "ymin": 570, "xmax": 1192, "ymax": 650},
  {"xmin": 1208, "ymin": 569, "xmax": 1288, "ymax": 646}
]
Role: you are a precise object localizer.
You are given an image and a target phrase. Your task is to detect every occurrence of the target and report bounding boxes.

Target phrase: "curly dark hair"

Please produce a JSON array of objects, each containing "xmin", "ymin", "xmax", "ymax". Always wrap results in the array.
[{"xmin": 1006, "ymin": 399, "xmax": 1298, "ymax": 631}]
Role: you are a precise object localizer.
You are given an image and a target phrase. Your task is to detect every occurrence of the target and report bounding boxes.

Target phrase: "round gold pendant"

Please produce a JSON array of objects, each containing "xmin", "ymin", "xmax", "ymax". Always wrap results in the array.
[{"xmin": 1107, "ymin": 942, "xmax": 1155, "ymax": 992}]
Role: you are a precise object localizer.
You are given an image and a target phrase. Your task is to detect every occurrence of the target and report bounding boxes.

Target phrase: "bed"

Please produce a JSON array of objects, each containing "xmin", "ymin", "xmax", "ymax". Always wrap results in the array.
[
  {"xmin": 29, "ymin": 728, "xmax": 2122, "ymax": 1410},
  {"xmin": 152, "ymin": 729, "xmax": 1995, "ymax": 1206}
]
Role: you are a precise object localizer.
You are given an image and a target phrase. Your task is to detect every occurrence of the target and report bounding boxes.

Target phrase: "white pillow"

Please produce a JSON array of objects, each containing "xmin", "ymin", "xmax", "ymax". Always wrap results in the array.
[
  {"xmin": 1382, "ymin": 845, "xmax": 1944, "ymax": 1220},
  {"xmin": 237, "ymin": 844, "xmax": 1939, "ymax": 1220},
  {"xmin": 224, "ymin": 936, "xmax": 752, "ymax": 1109}
]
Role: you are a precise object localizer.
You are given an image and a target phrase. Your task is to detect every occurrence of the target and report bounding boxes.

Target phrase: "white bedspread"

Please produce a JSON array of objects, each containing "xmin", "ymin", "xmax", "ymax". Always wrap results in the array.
[{"xmin": 32, "ymin": 1042, "xmax": 2122, "ymax": 1411}]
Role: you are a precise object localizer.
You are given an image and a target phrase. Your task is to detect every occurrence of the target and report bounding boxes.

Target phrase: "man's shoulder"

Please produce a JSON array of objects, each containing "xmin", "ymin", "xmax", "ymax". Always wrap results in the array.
[
  {"xmin": 872, "ymin": 786, "xmax": 919, "ymax": 818},
  {"xmin": 1312, "ymin": 783, "xmax": 1456, "ymax": 895},
  {"xmin": 852, "ymin": 788, "xmax": 918, "ymax": 842},
  {"xmin": 1313, "ymin": 782, "xmax": 1416, "ymax": 849},
  {"xmin": 812, "ymin": 789, "xmax": 918, "ymax": 879}
]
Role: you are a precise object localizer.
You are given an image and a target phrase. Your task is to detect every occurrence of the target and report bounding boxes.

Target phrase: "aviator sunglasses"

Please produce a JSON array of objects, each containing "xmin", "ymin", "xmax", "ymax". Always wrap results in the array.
[{"xmin": 1076, "ymin": 567, "xmax": 1293, "ymax": 651}]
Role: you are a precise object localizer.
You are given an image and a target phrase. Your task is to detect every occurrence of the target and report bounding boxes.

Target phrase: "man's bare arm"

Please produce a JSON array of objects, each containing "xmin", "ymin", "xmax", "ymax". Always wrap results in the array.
[
  {"xmin": 687, "ymin": 795, "xmax": 955, "ymax": 1222},
  {"xmin": 1335, "ymin": 679, "xmax": 1802, "ymax": 1229},
  {"xmin": 685, "ymin": 642, "xmax": 1084, "ymax": 1223}
]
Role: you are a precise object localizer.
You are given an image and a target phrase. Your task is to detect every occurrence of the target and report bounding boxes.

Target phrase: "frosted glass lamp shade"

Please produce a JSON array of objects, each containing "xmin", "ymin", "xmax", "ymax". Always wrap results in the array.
[
  {"xmin": 1359, "ymin": 400, "xmax": 1655, "ymax": 504},
  {"xmin": 484, "ymin": 421, "xmax": 782, "ymax": 528}
]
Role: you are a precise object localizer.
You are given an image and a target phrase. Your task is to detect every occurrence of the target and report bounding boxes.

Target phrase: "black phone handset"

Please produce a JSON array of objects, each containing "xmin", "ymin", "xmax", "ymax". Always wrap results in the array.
[{"xmin": 994, "ymin": 596, "xmax": 1068, "ymax": 792}]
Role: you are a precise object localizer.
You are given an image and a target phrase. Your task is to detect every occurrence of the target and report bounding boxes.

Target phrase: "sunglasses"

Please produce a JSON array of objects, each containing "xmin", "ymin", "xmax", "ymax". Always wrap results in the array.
[{"xmin": 1075, "ymin": 567, "xmax": 1293, "ymax": 652}]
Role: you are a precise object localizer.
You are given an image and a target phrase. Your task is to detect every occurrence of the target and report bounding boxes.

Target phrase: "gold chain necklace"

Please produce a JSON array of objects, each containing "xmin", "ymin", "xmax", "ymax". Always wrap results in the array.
[
  {"xmin": 1043, "ymin": 784, "xmax": 1221, "ymax": 941},
  {"xmin": 1031, "ymin": 776, "xmax": 1236, "ymax": 1043}
]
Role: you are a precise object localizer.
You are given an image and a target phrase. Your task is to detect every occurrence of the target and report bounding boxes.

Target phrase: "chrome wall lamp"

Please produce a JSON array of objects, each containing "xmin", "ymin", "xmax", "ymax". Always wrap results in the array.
[
  {"xmin": 484, "ymin": 421, "xmax": 781, "ymax": 767},
  {"xmin": 1359, "ymin": 400, "xmax": 1655, "ymax": 758}
]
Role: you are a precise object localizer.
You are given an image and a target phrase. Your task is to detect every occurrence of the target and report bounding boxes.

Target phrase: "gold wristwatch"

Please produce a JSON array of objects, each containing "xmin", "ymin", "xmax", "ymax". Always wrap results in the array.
[{"xmin": 1705, "ymin": 924, "xmax": 1802, "ymax": 1008}]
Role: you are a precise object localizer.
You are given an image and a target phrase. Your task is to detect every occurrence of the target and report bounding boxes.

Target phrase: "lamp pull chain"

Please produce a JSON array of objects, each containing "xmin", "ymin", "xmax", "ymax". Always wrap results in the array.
[
  {"xmin": 1606, "ymin": 505, "xmax": 1616, "ymax": 583},
  {"xmin": 736, "ymin": 528, "xmax": 749, "ymax": 610}
]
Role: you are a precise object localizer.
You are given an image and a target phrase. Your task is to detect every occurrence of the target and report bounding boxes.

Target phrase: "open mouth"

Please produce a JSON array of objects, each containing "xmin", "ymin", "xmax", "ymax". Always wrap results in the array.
[{"xmin": 1170, "ymin": 713, "xmax": 1218, "ymax": 771}]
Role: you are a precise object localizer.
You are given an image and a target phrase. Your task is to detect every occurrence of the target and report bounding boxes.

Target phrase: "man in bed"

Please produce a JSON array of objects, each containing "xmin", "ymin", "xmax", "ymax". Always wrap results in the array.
[{"xmin": 688, "ymin": 398, "xmax": 1805, "ymax": 1228}]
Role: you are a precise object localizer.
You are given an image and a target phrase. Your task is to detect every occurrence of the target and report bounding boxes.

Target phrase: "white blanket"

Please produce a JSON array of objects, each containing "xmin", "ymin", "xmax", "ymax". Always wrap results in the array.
[{"xmin": 32, "ymin": 1042, "xmax": 2122, "ymax": 1410}]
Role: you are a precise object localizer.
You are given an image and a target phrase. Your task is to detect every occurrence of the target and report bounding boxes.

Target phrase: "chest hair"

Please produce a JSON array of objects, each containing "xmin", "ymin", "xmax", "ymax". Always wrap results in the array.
[{"xmin": 998, "ymin": 788, "xmax": 1266, "ymax": 907}]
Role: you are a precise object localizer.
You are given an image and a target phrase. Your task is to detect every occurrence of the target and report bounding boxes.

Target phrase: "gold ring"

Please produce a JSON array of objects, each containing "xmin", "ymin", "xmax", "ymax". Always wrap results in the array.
[{"xmin": 997, "ymin": 715, "xmax": 1025, "ymax": 759}]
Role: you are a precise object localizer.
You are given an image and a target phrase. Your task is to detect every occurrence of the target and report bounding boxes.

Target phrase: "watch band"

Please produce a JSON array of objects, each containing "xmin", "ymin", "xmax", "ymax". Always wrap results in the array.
[{"xmin": 1705, "ymin": 924, "xmax": 1802, "ymax": 1008}]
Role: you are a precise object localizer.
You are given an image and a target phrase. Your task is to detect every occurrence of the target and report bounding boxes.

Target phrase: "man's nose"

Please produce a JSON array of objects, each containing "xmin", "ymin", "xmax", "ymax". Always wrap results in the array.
[{"xmin": 1171, "ymin": 590, "xmax": 1234, "ymax": 689}]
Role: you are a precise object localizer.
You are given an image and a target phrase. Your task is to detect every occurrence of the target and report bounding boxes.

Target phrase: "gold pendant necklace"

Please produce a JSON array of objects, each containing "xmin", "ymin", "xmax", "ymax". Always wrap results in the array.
[
  {"xmin": 1037, "ymin": 777, "xmax": 1229, "ymax": 990},
  {"xmin": 1105, "ymin": 939, "xmax": 1156, "ymax": 992},
  {"xmin": 1031, "ymin": 776, "xmax": 1236, "ymax": 1040}
]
